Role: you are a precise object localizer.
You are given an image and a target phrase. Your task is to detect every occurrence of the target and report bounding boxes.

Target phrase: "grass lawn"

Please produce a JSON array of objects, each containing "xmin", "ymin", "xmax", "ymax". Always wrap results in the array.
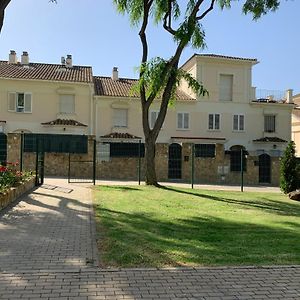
[{"xmin": 93, "ymin": 185, "xmax": 300, "ymax": 268}]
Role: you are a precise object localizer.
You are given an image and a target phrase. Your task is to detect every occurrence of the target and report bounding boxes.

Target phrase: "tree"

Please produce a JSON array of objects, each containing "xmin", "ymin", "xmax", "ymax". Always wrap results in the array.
[
  {"xmin": 113, "ymin": 0, "xmax": 282, "ymax": 186},
  {"xmin": 280, "ymin": 141, "xmax": 300, "ymax": 194},
  {"xmin": 0, "ymin": 0, "xmax": 11, "ymax": 34}
]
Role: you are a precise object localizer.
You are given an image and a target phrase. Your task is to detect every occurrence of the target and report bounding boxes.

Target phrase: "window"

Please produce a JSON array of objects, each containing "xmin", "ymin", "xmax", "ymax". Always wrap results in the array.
[
  {"xmin": 264, "ymin": 115, "xmax": 276, "ymax": 132},
  {"xmin": 233, "ymin": 115, "xmax": 244, "ymax": 131},
  {"xmin": 208, "ymin": 114, "xmax": 220, "ymax": 130},
  {"xmin": 110, "ymin": 143, "xmax": 145, "ymax": 157},
  {"xmin": 177, "ymin": 112, "xmax": 189, "ymax": 130},
  {"xmin": 8, "ymin": 92, "xmax": 32, "ymax": 113},
  {"xmin": 195, "ymin": 144, "xmax": 216, "ymax": 157},
  {"xmin": 219, "ymin": 74, "xmax": 233, "ymax": 101},
  {"xmin": 150, "ymin": 111, "xmax": 160, "ymax": 129},
  {"xmin": 229, "ymin": 146, "xmax": 247, "ymax": 172},
  {"xmin": 113, "ymin": 109, "xmax": 128, "ymax": 127},
  {"xmin": 59, "ymin": 94, "xmax": 75, "ymax": 114}
]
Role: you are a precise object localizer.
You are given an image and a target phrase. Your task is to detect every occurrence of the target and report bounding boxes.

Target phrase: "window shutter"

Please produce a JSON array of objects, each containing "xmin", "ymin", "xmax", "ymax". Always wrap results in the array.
[
  {"xmin": 215, "ymin": 114, "xmax": 220, "ymax": 130},
  {"xmin": 177, "ymin": 113, "xmax": 183, "ymax": 129},
  {"xmin": 219, "ymin": 74, "xmax": 233, "ymax": 101},
  {"xmin": 8, "ymin": 92, "xmax": 16, "ymax": 111},
  {"xmin": 208, "ymin": 114, "xmax": 213, "ymax": 129},
  {"xmin": 184, "ymin": 113, "xmax": 189, "ymax": 129},
  {"xmin": 113, "ymin": 109, "xmax": 127, "ymax": 127},
  {"xmin": 59, "ymin": 95, "xmax": 75, "ymax": 114},
  {"xmin": 239, "ymin": 115, "xmax": 244, "ymax": 131},
  {"xmin": 24, "ymin": 93, "xmax": 32, "ymax": 113},
  {"xmin": 150, "ymin": 111, "xmax": 157, "ymax": 129},
  {"xmin": 233, "ymin": 115, "xmax": 239, "ymax": 130}
]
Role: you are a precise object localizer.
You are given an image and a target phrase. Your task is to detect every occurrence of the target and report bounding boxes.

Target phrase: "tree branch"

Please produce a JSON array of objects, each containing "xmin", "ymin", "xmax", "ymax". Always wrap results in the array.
[
  {"xmin": 163, "ymin": 0, "xmax": 176, "ymax": 36},
  {"xmin": 196, "ymin": 0, "xmax": 216, "ymax": 20},
  {"xmin": 0, "ymin": 0, "xmax": 11, "ymax": 34}
]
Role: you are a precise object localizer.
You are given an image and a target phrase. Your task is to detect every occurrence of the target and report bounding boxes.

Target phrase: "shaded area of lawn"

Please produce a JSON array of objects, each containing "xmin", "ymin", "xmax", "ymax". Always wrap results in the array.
[{"xmin": 93, "ymin": 186, "xmax": 300, "ymax": 268}]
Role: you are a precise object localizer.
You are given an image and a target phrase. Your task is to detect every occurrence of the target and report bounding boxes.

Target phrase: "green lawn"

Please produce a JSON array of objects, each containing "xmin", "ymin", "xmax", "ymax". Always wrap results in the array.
[{"xmin": 93, "ymin": 185, "xmax": 300, "ymax": 268}]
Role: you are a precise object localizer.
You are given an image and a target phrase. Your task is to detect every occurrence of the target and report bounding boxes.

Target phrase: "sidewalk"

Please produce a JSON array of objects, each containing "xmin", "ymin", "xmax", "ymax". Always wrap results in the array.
[{"xmin": 0, "ymin": 178, "xmax": 299, "ymax": 299}]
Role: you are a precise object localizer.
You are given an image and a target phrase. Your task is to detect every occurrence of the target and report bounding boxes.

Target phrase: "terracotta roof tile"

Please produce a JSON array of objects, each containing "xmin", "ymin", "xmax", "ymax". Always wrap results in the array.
[
  {"xmin": 41, "ymin": 119, "xmax": 87, "ymax": 127},
  {"xmin": 0, "ymin": 61, "xmax": 93, "ymax": 83},
  {"xmin": 253, "ymin": 137, "xmax": 287, "ymax": 143},
  {"xmin": 94, "ymin": 76, "xmax": 195, "ymax": 101},
  {"xmin": 196, "ymin": 54, "xmax": 257, "ymax": 62},
  {"xmin": 100, "ymin": 132, "xmax": 141, "ymax": 139}
]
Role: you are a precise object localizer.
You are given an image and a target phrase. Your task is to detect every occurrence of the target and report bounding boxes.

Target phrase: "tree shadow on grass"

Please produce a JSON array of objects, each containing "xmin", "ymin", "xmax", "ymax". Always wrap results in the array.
[
  {"xmin": 96, "ymin": 206, "xmax": 300, "ymax": 268},
  {"xmin": 160, "ymin": 186, "xmax": 300, "ymax": 217},
  {"xmin": 96, "ymin": 186, "xmax": 142, "ymax": 192}
]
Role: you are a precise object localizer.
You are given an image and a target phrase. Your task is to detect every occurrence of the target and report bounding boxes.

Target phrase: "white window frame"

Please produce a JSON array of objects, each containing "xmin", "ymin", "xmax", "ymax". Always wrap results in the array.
[
  {"xmin": 59, "ymin": 94, "xmax": 75, "ymax": 114},
  {"xmin": 233, "ymin": 114, "xmax": 245, "ymax": 131},
  {"xmin": 113, "ymin": 108, "xmax": 128, "ymax": 128},
  {"xmin": 219, "ymin": 74, "xmax": 233, "ymax": 101},
  {"xmin": 264, "ymin": 115, "xmax": 276, "ymax": 133},
  {"xmin": 177, "ymin": 112, "xmax": 190, "ymax": 130},
  {"xmin": 8, "ymin": 92, "xmax": 32, "ymax": 113},
  {"xmin": 208, "ymin": 113, "xmax": 221, "ymax": 130}
]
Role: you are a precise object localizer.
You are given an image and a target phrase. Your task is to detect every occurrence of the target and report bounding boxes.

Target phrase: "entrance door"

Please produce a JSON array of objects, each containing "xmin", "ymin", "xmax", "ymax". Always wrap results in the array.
[
  {"xmin": 259, "ymin": 154, "xmax": 271, "ymax": 183},
  {"xmin": 35, "ymin": 138, "xmax": 45, "ymax": 186},
  {"xmin": 168, "ymin": 143, "xmax": 182, "ymax": 179}
]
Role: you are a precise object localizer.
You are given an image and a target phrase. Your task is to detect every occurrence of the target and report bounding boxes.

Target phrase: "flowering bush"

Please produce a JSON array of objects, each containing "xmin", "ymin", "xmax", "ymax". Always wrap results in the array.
[{"xmin": 0, "ymin": 162, "xmax": 33, "ymax": 193}]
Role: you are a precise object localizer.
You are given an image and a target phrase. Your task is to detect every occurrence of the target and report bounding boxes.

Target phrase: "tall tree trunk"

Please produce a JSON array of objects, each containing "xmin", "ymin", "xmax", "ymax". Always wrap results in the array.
[{"xmin": 144, "ymin": 133, "xmax": 159, "ymax": 186}]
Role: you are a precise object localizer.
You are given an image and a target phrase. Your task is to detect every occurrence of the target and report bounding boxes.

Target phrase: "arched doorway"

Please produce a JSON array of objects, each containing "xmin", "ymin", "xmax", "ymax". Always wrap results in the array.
[
  {"xmin": 259, "ymin": 154, "xmax": 271, "ymax": 184},
  {"xmin": 168, "ymin": 143, "xmax": 182, "ymax": 179}
]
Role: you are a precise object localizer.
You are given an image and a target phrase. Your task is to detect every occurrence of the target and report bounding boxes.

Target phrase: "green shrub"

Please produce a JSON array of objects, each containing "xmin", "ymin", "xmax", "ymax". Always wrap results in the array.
[{"xmin": 280, "ymin": 141, "xmax": 299, "ymax": 194}]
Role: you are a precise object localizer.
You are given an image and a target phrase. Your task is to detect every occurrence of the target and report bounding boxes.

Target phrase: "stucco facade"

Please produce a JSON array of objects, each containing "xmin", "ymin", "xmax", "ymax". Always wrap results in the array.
[
  {"xmin": 0, "ymin": 51, "xmax": 295, "ymax": 185},
  {"xmin": 292, "ymin": 94, "xmax": 300, "ymax": 156}
]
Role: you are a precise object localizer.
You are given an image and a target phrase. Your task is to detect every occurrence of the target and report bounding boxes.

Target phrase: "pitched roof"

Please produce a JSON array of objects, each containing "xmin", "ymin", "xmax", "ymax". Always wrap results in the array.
[
  {"xmin": 100, "ymin": 132, "xmax": 141, "ymax": 139},
  {"xmin": 93, "ymin": 76, "xmax": 195, "ymax": 101},
  {"xmin": 253, "ymin": 137, "xmax": 287, "ymax": 143},
  {"xmin": 0, "ymin": 61, "xmax": 93, "ymax": 83},
  {"xmin": 41, "ymin": 119, "xmax": 87, "ymax": 127},
  {"xmin": 196, "ymin": 54, "xmax": 258, "ymax": 62}
]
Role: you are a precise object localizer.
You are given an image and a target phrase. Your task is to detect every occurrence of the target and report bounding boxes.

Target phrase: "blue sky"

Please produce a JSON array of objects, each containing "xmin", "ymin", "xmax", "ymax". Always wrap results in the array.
[{"xmin": 0, "ymin": 0, "xmax": 299, "ymax": 93}]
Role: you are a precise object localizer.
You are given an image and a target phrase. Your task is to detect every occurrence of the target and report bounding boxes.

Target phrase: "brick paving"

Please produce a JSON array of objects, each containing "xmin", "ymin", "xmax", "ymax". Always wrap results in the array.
[{"xmin": 0, "ymin": 178, "xmax": 299, "ymax": 299}]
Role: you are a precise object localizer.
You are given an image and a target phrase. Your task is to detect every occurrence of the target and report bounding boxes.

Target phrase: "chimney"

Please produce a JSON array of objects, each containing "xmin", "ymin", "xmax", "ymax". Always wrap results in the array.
[
  {"xmin": 286, "ymin": 89, "xmax": 293, "ymax": 104},
  {"xmin": 112, "ymin": 67, "xmax": 119, "ymax": 81},
  {"xmin": 21, "ymin": 51, "xmax": 29, "ymax": 65},
  {"xmin": 8, "ymin": 50, "xmax": 17, "ymax": 64},
  {"xmin": 66, "ymin": 54, "xmax": 72, "ymax": 68}
]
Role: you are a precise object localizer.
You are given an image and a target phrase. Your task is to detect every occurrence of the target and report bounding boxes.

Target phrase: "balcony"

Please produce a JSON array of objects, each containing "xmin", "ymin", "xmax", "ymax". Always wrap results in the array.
[{"xmin": 253, "ymin": 89, "xmax": 287, "ymax": 103}]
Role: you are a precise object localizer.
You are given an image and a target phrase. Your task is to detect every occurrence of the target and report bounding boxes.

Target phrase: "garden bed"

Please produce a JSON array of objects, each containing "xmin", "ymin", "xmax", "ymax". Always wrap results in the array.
[{"xmin": 0, "ymin": 176, "xmax": 35, "ymax": 211}]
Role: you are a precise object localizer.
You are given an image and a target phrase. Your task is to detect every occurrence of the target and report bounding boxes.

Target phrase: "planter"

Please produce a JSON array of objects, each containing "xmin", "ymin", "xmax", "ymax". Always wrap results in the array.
[{"xmin": 0, "ymin": 177, "xmax": 35, "ymax": 211}]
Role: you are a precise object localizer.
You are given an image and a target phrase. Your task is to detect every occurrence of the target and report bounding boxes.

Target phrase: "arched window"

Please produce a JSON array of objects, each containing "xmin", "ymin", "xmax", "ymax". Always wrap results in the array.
[{"xmin": 230, "ymin": 145, "xmax": 247, "ymax": 172}]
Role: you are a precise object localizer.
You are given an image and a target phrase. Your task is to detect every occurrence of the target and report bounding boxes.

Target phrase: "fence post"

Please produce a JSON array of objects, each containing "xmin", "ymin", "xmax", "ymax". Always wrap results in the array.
[
  {"xmin": 20, "ymin": 133, "xmax": 24, "ymax": 172},
  {"xmin": 68, "ymin": 152, "xmax": 71, "ymax": 183},
  {"xmin": 35, "ymin": 137, "xmax": 39, "ymax": 186},
  {"xmin": 93, "ymin": 139, "xmax": 96, "ymax": 186},
  {"xmin": 241, "ymin": 148, "xmax": 244, "ymax": 192},
  {"xmin": 191, "ymin": 143, "xmax": 195, "ymax": 189},
  {"xmin": 138, "ymin": 140, "xmax": 141, "ymax": 185}
]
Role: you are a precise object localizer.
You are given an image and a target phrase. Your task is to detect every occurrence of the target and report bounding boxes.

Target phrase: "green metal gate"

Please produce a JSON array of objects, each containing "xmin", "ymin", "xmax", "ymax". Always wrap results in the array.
[{"xmin": 0, "ymin": 133, "xmax": 7, "ymax": 165}]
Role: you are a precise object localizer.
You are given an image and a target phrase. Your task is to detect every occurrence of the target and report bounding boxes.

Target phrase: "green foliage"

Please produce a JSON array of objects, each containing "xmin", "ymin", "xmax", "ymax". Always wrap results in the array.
[
  {"xmin": 0, "ymin": 163, "xmax": 33, "ymax": 193},
  {"xmin": 131, "ymin": 57, "xmax": 208, "ymax": 102},
  {"xmin": 280, "ymin": 141, "xmax": 300, "ymax": 194}
]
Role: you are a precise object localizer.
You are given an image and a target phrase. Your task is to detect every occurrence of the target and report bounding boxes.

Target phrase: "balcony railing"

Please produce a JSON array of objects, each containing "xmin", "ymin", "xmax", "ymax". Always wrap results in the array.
[{"xmin": 253, "ymin": 89, "xmax": 286, "ymax": 102}]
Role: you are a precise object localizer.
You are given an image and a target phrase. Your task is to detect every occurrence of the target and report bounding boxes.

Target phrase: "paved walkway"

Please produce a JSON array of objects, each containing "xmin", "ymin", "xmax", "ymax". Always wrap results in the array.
[{"xmin": 0, "ymin": 178, "xmax": 299, "ymax": 299}]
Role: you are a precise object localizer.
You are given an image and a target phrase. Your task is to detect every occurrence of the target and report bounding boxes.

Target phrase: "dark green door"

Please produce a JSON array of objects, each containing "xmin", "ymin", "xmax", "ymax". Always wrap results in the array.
[
  {"xmin": 259, "ymin": 154, "xmax": 271, "ymax": 184},
  {"xmin": 168, "ymin": 143, "xmax": 182, "ymax": 179}
]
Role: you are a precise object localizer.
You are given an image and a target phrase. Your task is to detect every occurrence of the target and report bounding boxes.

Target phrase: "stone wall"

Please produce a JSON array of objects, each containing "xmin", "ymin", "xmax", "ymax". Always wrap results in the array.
[
  {"xmin": 5, "ymin": 134, "xmax": 281, "ymax": 185},
  {"xmin": 0, "ymin": 177, "xmax": 35, "ymax": 211}
]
